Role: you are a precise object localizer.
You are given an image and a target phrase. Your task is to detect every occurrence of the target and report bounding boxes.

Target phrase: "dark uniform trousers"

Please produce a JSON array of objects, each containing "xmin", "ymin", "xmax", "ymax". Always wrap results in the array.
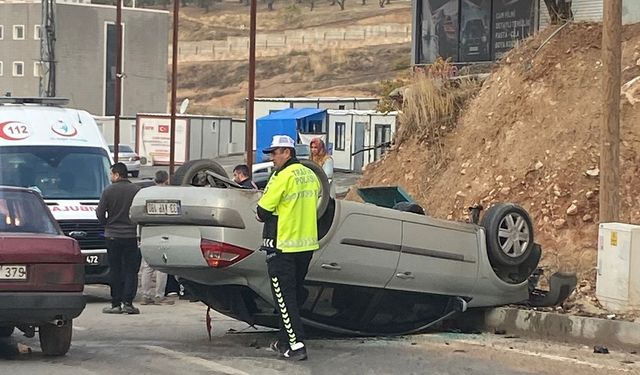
[
  {"xmin": 266, "ymin": 250, "xmax": 313, "ymax": 346},
  {"xmin": 106, "ymin": 237, "xmax": 142, "ymax": 307}
]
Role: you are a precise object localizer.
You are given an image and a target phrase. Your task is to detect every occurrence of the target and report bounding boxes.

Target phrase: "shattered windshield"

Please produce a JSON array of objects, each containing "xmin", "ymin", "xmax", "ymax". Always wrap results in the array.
[{"xmin": 0, "ymin": 146, "xmax": 111, "ymax": 200}]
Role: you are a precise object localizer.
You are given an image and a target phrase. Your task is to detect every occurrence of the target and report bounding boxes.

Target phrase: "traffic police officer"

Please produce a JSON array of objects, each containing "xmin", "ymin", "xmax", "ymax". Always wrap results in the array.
[{"xmin": 256, "ymin": 135, "xmax": 320, "ymax": 361}]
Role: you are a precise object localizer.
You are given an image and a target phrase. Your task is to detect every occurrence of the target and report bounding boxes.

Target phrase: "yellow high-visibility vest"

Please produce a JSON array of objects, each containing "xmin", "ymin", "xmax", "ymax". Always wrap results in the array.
[{"xmin": 258, "ymin": 163, "xmax": 320, "ymax": 253}]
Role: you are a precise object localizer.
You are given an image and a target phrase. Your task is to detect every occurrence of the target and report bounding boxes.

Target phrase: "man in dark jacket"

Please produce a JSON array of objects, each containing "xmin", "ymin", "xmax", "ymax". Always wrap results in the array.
[
  {"xmin": 232, "ymin": 164, "xmax": 258, "ymax": 189},
  {"xmin": 96, "ymin": 162, "xmax": 142, "ymax": 314}
]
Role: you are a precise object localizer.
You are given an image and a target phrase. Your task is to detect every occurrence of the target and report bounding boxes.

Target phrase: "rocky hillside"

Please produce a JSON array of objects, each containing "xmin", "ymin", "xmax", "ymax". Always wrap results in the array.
[{"xmin": 348, "ymin": 22, "xmax": 640, "ymax": 316}]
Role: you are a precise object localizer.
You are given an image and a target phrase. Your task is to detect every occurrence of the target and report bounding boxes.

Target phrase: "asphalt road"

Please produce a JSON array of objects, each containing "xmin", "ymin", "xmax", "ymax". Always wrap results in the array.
[{"xmin": 2, "ymin": 285, "xmax": 638, "ymax": 374}]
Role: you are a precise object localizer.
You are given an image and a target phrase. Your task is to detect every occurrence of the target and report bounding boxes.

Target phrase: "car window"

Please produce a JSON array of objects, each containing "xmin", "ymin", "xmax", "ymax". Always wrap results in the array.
[
  {"xmin": 119, "ymin": 145, "xmax": 134, "ymax": 153},
  {"xmin": 0, "ymin": 190, "xmax": 59, "ymax": 235},
  {"xmin": 108, "ymin": 145, "xmax": 115, "ymax": 152}
]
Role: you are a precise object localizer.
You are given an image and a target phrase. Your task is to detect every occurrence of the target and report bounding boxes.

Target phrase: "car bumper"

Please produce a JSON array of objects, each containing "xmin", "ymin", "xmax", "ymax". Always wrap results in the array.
[
  {"xmin": 0, "ymin": 292, "xmax": 86, "ymax": 324},
  {"xmin": 123, "ymin": 161, "xmax": 140, "ymax": 171}
]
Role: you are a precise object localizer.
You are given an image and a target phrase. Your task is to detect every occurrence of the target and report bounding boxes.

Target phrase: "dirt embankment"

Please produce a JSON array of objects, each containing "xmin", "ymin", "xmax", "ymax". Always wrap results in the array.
[{"xmin": 348, "ymin": 23, "xmax": 640, "ymax": 315}]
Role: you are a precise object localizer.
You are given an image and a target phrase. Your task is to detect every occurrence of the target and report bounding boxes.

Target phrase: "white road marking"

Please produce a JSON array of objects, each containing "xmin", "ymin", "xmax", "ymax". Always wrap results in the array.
[
  {"xmin": 141, "ymin": 345, "xmax": 251, "ymax": 375},
  {"xmin": 73, "ymin": 325, "xmax": 87, "ymax": 331},
  {"xmin": 456, "ymin": 339, "xmax": 634, "ymax": 373}
]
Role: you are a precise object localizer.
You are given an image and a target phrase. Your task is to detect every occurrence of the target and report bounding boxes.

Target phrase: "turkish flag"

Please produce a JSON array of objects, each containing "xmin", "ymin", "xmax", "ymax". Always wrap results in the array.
[{"xmin": 158, "ymin": 125, "xmax": 169, "ymax": 133}]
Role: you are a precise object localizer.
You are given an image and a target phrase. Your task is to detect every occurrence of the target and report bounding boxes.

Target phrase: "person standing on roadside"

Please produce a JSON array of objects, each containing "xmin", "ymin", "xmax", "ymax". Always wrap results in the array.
[
  {"xmin": 232, "ymin": 164, "xmax": 258, "ymax": 189},
  {"xmin": 140, "ymin": 170, "xmax": 175, "ymax": 306},
  {"xmin": 256, "ymin": 135, "xmax": 320, "ymax": 361},
  {"xmin": 96, "ymin": 162, "xmax": 142, "ymax": 315},
  {"xmin": 309, "ymin": 137, "xmax": 335, "ymax": 198}
]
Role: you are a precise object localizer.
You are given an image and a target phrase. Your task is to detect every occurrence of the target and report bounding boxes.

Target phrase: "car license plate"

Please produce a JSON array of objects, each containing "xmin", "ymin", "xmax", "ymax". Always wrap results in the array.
[
  {"xmin": 0, "ymin": 265, "xmax": 27, "ymax": 280},
  {"xmin": 85, "ymin": 255, "xmax": 101, "ymax": 265},
  {"xmin": 469, "ymin": 46, "xmax": 479, "ymax": 52},
  {"xmin": 146, "ymin": 200, "xmax": 181, "ymax": 215}
]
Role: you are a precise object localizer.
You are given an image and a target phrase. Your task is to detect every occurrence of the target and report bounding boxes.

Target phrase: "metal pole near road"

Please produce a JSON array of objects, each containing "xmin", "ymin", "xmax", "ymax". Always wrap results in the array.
[
  {"xmin": 245, "ymin": 0, "xmax": 257, "ymax": 175},
  {"xmin": 114, "ymin": 0, "xmax": 123, "ymax": 163},
  {"xmin": 600, "ymin": 0, "xmax": 621, "ymax": 222},
  {"xmin": 169, "ymin": 0, "xmax": 180, "ymax": 180}
]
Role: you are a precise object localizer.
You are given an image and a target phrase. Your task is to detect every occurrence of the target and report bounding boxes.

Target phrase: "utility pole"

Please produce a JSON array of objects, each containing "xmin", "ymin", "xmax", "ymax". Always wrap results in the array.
[
  {"xmin": 245, "ymin": 0, "xmax": 257, "ymax": 175},
  {"xmin": 169, "ymin": 0, "xmax": 180, "ymax": 180},
  {"xmin": 600, "ymin": 0, "xmax": 621, "ymax": 222},
  {"xmin": 114, "ymin": 0, "xmax": 123, "ymax": 163}
]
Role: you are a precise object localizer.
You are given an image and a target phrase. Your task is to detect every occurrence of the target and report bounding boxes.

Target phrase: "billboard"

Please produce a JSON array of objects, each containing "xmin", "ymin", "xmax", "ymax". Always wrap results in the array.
[
  {"xmin": 491, "ymin": 0, "xmax": 536, "ymax": 59},
  {"xmin": 136, "ymin": 116, "xmax": 189, "ymax": 166},
  {"xmin": 459, "ymin": 0, "xmax": 492, "ymax": 62},
  {"xmin": 418, "ymin": 0, "xmax": 460, "ymax": 64},
  {"xmin": 414, "ymin": 0, "xmax": 538, "ymax": 64}
]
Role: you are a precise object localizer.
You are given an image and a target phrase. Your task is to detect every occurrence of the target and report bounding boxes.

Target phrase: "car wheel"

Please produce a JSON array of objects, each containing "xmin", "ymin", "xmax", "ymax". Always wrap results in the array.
[
  {"xmin": 173, "ymin": 159, "xmax": 228, "ymax": 186},
  {"xmin": 481, "ymin": 203, "xmax": 534, "ymax": 267},
  {"xmin": 39, "ymin": 321, "xmax": 72, "ymax": 356},
  {"xmin": 131, "ymin": 171, "xmax": 139, "ymax": 178},
  {"xmin": 0, "ymin": 326, "xmax": 14, "ymax": 337},
  {"xmin": 299, "ymin": 159, "xmax": 331, "ymax": 218}
]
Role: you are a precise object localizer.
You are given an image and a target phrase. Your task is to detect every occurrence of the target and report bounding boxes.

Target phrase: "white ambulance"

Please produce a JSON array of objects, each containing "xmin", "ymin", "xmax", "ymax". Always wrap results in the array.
[{"xmin": 0, "ymin": 97, "xmax": 112, "ymax": 284}]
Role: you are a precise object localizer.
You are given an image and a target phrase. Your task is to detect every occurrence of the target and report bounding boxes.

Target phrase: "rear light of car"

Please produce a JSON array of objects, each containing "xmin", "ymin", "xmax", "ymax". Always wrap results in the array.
[
  {"xmin": 132, "ymin": 156, "xmax": 140, "ymax": 161},
  {"xmin": 33, "ymin": 264, "xmax": 84, "ymax": 292},
  {"xmin": 200, "ymin": 239, "xmax": 253, "ymax": 268}
]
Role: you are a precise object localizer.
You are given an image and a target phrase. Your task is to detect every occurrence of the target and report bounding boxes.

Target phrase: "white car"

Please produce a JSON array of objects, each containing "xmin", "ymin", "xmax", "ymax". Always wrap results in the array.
[
  {"xmin": 131, "ymin": 159, "xmax": 576, "ymax": 335},
  {"xmin": 108, "ymin": 144, "xmax": 141, "ymax": 177}
]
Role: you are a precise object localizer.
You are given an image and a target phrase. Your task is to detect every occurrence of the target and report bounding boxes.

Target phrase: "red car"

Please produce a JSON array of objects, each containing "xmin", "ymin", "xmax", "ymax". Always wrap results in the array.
[{"xmin": 0, "ymin": 186, "xmax": 85, "ymax": 356}]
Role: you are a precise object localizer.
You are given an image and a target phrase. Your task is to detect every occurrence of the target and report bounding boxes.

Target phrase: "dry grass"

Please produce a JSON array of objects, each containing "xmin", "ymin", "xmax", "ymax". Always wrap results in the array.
[{"xmin": 397, "ymin": 62, "xmax": 480, "ymax": 165}]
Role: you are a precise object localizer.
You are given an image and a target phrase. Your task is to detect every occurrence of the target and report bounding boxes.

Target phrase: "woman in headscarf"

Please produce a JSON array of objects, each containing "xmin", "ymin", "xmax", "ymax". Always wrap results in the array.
[
  {"xmin": 309, "ymin": 137, "xmax": 335, "ymax": 198},
  {"xmin": 310, "ymin": 138, "xmax": 333, "ymax": 178}
]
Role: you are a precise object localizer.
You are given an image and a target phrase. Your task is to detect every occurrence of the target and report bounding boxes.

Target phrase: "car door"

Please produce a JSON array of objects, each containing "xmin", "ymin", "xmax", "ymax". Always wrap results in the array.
[
  {"xmin": 306, "ymin": 213, "xmax": 401, "ymax": 289},
  {"xmin": 386, "ymin": 219, "xmax": 479, "ymax": 298}
]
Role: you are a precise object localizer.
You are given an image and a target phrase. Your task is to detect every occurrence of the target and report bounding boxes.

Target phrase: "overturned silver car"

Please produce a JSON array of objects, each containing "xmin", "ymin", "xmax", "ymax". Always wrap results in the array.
[{"xmin": 131, "ymin": 159, "xmax": 575, "ymax": 335}]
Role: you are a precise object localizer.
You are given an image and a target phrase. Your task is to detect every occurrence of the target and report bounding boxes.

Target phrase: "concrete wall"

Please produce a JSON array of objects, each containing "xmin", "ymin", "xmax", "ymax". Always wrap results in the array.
[
  {"xmin": 0, "ymin": 3, "xmax": 41, "ymax": 96},
  {"xmin": 55, "ymin": 4, "xmax": 169, "ymax": 116},
  {"xmin": 175, "ymin": 24, "xmax": 411, "ymax": 62}
]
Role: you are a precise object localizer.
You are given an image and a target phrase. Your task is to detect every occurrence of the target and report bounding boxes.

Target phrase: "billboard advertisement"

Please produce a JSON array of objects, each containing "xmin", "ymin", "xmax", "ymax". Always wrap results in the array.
[
  {"xmin": 491, "ymin": 0, "xmax": 536, "ymax": 59},
  {"xmin": 418, "ymin": 0, "xmax": 460, "ymax": 64},
  {"xmin": 136, "ymin": 116, "xmax": 189, "ymax": 166},
  {"xmin": 459, "ymin": 0, "xmax": 492, "ymax": 62}
]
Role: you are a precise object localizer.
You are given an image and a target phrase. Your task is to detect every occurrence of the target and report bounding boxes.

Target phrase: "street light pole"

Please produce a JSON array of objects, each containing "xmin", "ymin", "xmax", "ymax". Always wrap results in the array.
[
  {"xmin": 245, "ymin": 0, "xmax": 257, "ymax": 175},
  {"xmin": 114, "ymin": 0, "xmax": 123, "ymax": 163},
  {"xmin": 169, "ymin": 0, "xmax": 180, "ymax": 181},
  {"xmin": 600, "ymin": 0, "xmax": 622, "ymax": 222}
]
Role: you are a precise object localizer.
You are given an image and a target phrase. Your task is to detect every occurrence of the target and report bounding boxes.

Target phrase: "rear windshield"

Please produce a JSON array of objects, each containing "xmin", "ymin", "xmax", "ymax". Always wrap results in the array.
[
  {"xmin": 0, "ymin": 190, "xmax": 59, "ymax": 234},
  {"xmin": 0, "ymin": 146, "xmax": 111, "ymax": 200}
]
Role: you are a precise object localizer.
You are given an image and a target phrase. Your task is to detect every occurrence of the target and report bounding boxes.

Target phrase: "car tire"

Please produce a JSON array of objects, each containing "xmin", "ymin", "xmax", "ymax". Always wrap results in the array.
[
  {"xmin": 173, "ymin": 159, "xmax": 228, "ymax": 186},
  {"xmin": 299, "ymin": 159, "xmax": 331, "ymax": 218},
  {"xmin": 39, "ymin": 321, "xmax": 72, "ymax": 356},
  {"xmin": 131, "ymin": 171, "xmax": 140, "ymax": 178},
  {"xmin": 0, "ymin": 326, "xmax": 14, "ymax": 337},
  {"xmin": 481, "ymin": 203, "xmax": 534, "ymax": 267}
]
